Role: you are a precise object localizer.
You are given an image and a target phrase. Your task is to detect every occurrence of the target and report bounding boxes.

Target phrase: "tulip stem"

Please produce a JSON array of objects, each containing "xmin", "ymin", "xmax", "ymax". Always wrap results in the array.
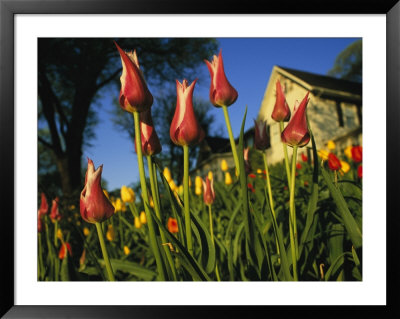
[
  {"xmin": 183, "ymin": 144, "xmax": 193, "ymax": 256},
  {"xmin": 147, "ymin": 155, "xmax": 178, "ymax": 281},
  {"xmin": 222, "ymin": 105, "xmax": 240, "ymax": 176},
  {"xmin": 133, "ymin": 111, "xmax": 165, "ymax": 281},
  {"xmin": 38, "ymin": 233, "xmax": 44, "ymax": 280},
  {"xmin": 95, "ymin": 222, "xmax": 115, "ymax": 281},
  {"xmin": 208, "ymin": 204, "xmax": 221, "ymax": 281},
  {"xmin": 289, "ymin": 146, "xmax": 298, "ymax": 281},
  {"xmin": 54, "ymin": 220, "xmax": 58, "ymax": 248},
  {"xmin": 280, "ymin": 121, "xmax": 291, "ymax": 187}
]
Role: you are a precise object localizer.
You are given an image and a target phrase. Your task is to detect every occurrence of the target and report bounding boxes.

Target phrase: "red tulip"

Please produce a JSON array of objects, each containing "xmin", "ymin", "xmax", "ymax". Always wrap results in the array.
[
  {"xmin": 58, "ymin": 242, "xmax": 72, "ymax": 260},
  {"xmin": 115, "ymin": 42, "xmax": 153, "ymax": 113},
  {"xmin": 167, "ymin": 217, "xmax": 179, "ymax": 234},
  {"xmin": 202, "ymin": 176, "xmax": 216, "ymax": 206},
  {"xmin": 248, "ymin": 173, "xmax": 256, "ymax": 179},
  {"xmin": 135, "ymin": 108, "xmax": 162, "ymax": 156},
  {"xmin": 254, "ymin": 120, "xmax": 269, "ymax": 150},
  {"xmin": 80, "ymin": 158, "xmax": 115, "ymax": 224},
  {"xmin": 170, "ymin": 79, "xmax": 205, "ymax": 146},
  {"xmin": 271, "ymin": 81, "xmax": 291, "ymax": 122},
  {"xmin": 204, "ymin": 50, "xmax": 238, "ymax": 108},
  {"xmin": 296, "ymin": 163, "xmax": 302, "ymax": 170},
  {"xmin": 38, "ymin": 192, "xmax": 48, "ymax": 217},
  {"xmin": 301, "ymin": 153, "xmax": 308, "ymax": 162},
  {"xmin": 351, "ymin": 146, "xmax": 362, "ymax": 163},
  {"xmin": 37, "ymin": 213, "xmax": 43, "ymax": 233},
  {"xmin": 357, "ymin": 165, "xmax": 362, "ymax": 178},
  {"xmin": 281, "ymin": 92, "xmax": 310, "ymax": 148},
  {"xmin": 328, "ymin": 153, "xmax": 342, "ymax": 171},
  {"xmin": 50, "ymin": 197, "xmax": 61, "ymax": 221}
]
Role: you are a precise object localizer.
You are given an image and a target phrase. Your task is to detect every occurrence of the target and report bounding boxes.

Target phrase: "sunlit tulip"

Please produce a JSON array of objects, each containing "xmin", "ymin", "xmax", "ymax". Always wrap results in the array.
[
  {"xmin": 59, "ymin": 242, "xmax": 72, "ymax": 260},
  {"xmin": 167, "ymin": 217, "xmax": 179, "ymax": 234},
  {"xmin": 328, "ymin": 153, "xmax": 342, "ymax": 171},
  {"xmin": 106, "ymin": 225, "xmax": 115, "ymax": 241},
  {"xmin": 140, "ymin": 211, "xmax": 147, "ymax": 224},
  {"xmin": 115, "ymin": 42, "xmax": 153, "ymax": 113},
  {"xmin": 168, "ymin": 180, "xmax": 178, "ymax": 192},
  {"xmin": 340, "ymin": 161, "xmax": 350, "ymax": 174},
  {"xmin": 318, "ymin": 149, "xmax": 330, "ymax": 161},
  {"xmin": 50, "ymin": 197, "xmax": 61, "ymax": 222},
  {"xmin": 204, "ymin": 50, "xmax": 238, "ymax": 108},
  {"xmin": 202, "ymin": 176, "xmax": 215, "ymax": 206},
  {"xmin": 195, "ymin": 186, "xmax": 202, "ymax": 196},
  {"xmin": 163, "ymin": 167, "xmax": 172, "ymax": 183},
  {"xmin": 271, "ymin": 81, "xmax": 291, "ymax": 122},
  {"xmin": 178, "ymin": 185, "xmax": 184, "ymax": 197},
  {"xmin": 114, "ymin": 198, "xmax": 123, "ymax": 213},
  {"xmin": 281, "ymin": 92, "xmax": 310, "ymax": 148},
  {"xmin": 327, "ymin": 140, "xmax": 336, "ymax": 150},
  {"xmin": 195, "ymin": 176, "xmax": 202, "ymax": 188},
  {"xmin": 351, "ymin": 146, "xmax": 362, "ymax": 163},
  {"xmin": 254, "ymin": 119, "xmax": 269, "ymax": 150},
  {"xmin": 208, "ymin": 171, "xmax": 213, "ymax": 181},
  {"xmin": 257, "ymin": 169, "xmax": 262, "ymax": 174},
  {"xmin": 170, "ymin": 79, "xmax": 205, "ymax": 146},
  {"xmin": 121, "ymin": 186, "xmax": 135, "ymax": 203},
  {"xmin": 136, "ymin": 108, "xmax": 162, "ymax": 156},
  {"xmin": 83, "ymin": 227, "xmax": 90, "ymax": 237},
  {"xmin": 225, "ymin": 172, "xmax": 233, "ymax": 185},
  {"xmin": 221, "ymin": 159, "xmax": 228, "ymax": 172},
  {"xmin": 344, "ymin": 145, "xmax": 353, "ymax": 159},
  {"xmin": 123, "ymin": 246, "xmax": 131, "ymax": 256},
  {"xmin": 80, "ymin": 158, "xmax": 115, "ymax": 224},
  {"xmin": 38, "ymin": 192, "xmax": 48, "ymax": 217},
  {"xmin": 134, "ymin": 216, "xmax": 142, "ymax": 229}
]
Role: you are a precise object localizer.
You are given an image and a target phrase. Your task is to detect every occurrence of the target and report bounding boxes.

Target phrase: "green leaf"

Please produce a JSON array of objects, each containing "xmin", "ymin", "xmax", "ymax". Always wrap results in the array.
[
  {"xmin": 60, "ymin": 254, "xmax": 70, "ymax": 281},
  {"xmin": 98, "ymin": 259, "xmax": 157, "ymax": 281},
  {"xmin": 324, "ymin": 252, "xmax": 352, "ymax": 281}
]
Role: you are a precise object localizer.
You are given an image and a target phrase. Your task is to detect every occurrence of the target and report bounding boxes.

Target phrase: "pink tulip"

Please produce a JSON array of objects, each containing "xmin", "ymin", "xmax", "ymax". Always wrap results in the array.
[
  {"xmin": 202, "ymin": 176, "xmax": 215, "ymax": 206},
  {"xmin": 135, "ymin": 108, "xmax": 162, "ymax": 156},
  {"xmin": 204, "ymin": 50, "xmax": 238, "ymax": 108},
  {"xmin": 38, "ymin": 192, "xmax": 48, "ymax": 217},
  {"xmin": 281, "ymin": 92, "xmax": 310, "ymax": 148},
  {"xmin": 80, "ymin": 158, "xmax": 115, "ymax": 223},
  {"xmin": 271, "ymin": 81, "xmax": 291, "ymax": 122},
  {"xmin": 254, "ymin": 119, "xmax": 269, "ymax": 150},
  {"xmin": 115, "ymin": 42, "xmax": 153, "ymax": 113},
  {"xmin": 170, "ymin": 79, "xmax": 205, "ymax": 146},
  {"xmin": 50, "ymin": 197, "xmax": 61, "ymax": 221}
]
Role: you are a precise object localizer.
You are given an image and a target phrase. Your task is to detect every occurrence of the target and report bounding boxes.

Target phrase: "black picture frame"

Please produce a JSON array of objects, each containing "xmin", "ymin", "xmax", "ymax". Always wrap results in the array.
[{"xmin": 1, "ymin": 0, "xmax": 399, "ymax": 318}]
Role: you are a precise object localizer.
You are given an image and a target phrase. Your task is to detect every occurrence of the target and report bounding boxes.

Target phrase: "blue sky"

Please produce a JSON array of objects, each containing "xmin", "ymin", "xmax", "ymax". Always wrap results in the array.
[{"xmin": 86, "ymin": 38, "xmax": 359, "ymax": 191}]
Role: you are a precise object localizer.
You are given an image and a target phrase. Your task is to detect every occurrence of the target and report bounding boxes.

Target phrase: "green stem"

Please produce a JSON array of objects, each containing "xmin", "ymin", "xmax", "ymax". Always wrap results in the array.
[
  {"xmin": 208, "ymin": 204, "xmax": 220, "ymax": 281},
  {"xmin": 95, "ymin": 222, "xmax": 115, "ymax": 281},
  {"xmin": 280, "ymin": 121, "xmax": 291, "ymax": 187},
  {"xmin": 133, "ymin": 111, "xmax": 165, "ymax": 281},
  {"xmin": 38, "ymin": 233, "xmax": 44, "ymax": 280},
  {"xmin": 183, "ymin": 144, "xmax": 193, "ymax": 256},
  {"xmin": 289, "ymin": 145, "xmax": 298, "ymax": 280},
  {"xmin": 222, "ymin": 105, "xmax": 240, "ymax": 176},
  {"xmin": 147, "ymin": 155, "xmax": 177, "ymax": 281},
  {"xmin": 54, "ymin": 220, "xmax": 58, "ymax": 248}
]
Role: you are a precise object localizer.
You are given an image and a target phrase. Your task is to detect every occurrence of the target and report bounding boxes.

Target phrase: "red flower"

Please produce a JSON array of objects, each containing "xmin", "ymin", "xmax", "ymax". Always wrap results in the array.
[
  {"xmin": 304, "ymin": 181, "xmax": 309, "ymax": 187},
  {"xmin": 254, "ymin": 120, "xmax": 270, "ymax": 150},
  {"xmin": 80, "ymin": 158, "xmax": 115, "ymax": 224},
  {"xmin": 296, "ymin": 163, "xmax": 302, "ymax": 170},
  {"xmin": 281, "ymin": 93, "xmax": 310, "ymax": 148},
  {"xmin": 328, "ymin": 153, "xmax": 342, "ymax": 171},
  {"xmin": 202, "ymin": 176, "xmax": 215, "ymax": 205},
  {"xmin": 50, "ymin": 197, "xmax": 61, "ymax": 221},
  {"xmin": 358, "ymin": 165, "xmax": 362, "ymax": 178},
  {"xmin": 247, "ymin": 183, "xmax": 255, "ymax": 193},
  {"xmin": 37, "ymin": 213, "xmax": 43, "ymax": 233},
  {"xmin": 115, "ymin": 42, "xmax": 153, "ymax": 113},
  {"xmin": 204, "ymin": 50, "xmax": 238, "ymax": 108},
  {"xmin": 271, "ymin": 81, "xmax": 291, "ymax": 122},
  {"xmin": 167, "ymin": 217, "xmax": 179, "ymax": 234},
  {"xmin": 301, "ymin": 153, "xmax": 308, "ymax": 162},
  {"xmin": 248, "ymin": 173, "xmax": 256, "ymax": 179},
  {"xmin": 351, "ymin": 146, "xmax": 362, "ymax": 163},
  {"xmin": 170, "ymin": 79, "xmax": 205, "ymax": 146},
  {"xmin": 38, "ymin": 192, "xmax": 48, "ymax": 217},
  {"xmin": 135, "ymin": 108, "xmax": 162, "ymax": 156},
  {"xmin": 59, "ymin": 242, "xmax": 72, "ymax": 260}
]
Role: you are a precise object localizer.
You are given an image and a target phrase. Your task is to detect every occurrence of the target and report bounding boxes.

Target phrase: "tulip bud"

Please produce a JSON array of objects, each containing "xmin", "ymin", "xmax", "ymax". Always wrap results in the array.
[
  {"xmin": 195, "ymin": 186, "xmax": 202, "ymax": 196},
  {"xmin": 327, "ymin": 140, "xmax": 336, "ymax": 150},
  {"xmin": 50, "ymin": 197, "xmax": 61, "ymax": 222},
  {"xmin": 195, "ymin": 176, "xmax": 202, "ymax": 188},
  {"xmin": 344, "ymin": 145, "xmax": 353, "ymax": 159},
  {"xmin": 301, "ymin": 153, "xmax": 308, "ymax": 162},
  {"xmin": 115, "ymin": 42, "xmax": 153, "ymax": 113},
  {"xmin": 177, "ymin": 185, "xmax": 184, "ymax": 197},
  {"xmin": 114, "ymin": 198, "xmax": 123, "ymax": 213},
  {"xmin": 56, "ymin": 229, "xmax": 63, "ymax": 241},
  {"xmin": 202, "ymin": 176, "xmax": 215, "ymax": 206},
  {"xmin": 225, "ymin": 172, "xmax": 233, "ymax": 185},
  {"xmin": 204, "ymin": 50, "xmax": 238, "ymax": 108},
  {"xmin": 80, "ymin": 158, "xmax": 115, "ymax": 224},
  {"xmin": 59, "ymin": 242, "xmax": 72, "ymax": 260},
  {"xmin": 281, "ymin": 92, "xmax": 310, "ymax": 148},
  {"xmin": 271, "ymin": 81, "xmax": 291, "ymax": 122},
  {"xmin": 167, "ymin": 217, "xmax": 179, "ymax": 234},
  {"xmin": 140, "ymin": 211, "xmax": 147, "ymax": 224},
  {"xmin": 163, "ymin": 167, "xmax": 172, "ymax": 183},
  {"xmin": 135, "ymin": 108, "xmax": 162, "ymax": 156},
  {"xmin": 220, "ymin": 159, "xmax": 228, "ymax": 172},
  {"xmin": 340, "ymin": 161, "xmax": 350, "ymax": 174},
  {"xmin": 106, "ymin": 225, "xmax": 115, "ymax": 241},
  {"xmin": 123, "ymin": 246, "xmax": 130, "ymax": 256},
  {"xmin": 351, "ymin": 146, "xmax": 362, "ymax": 163},
  {"xmin": 83, "ymin": 227, "xmax": 90, "ymax": 237},
  {"xmin": 254, "ymin": 119, "xmax": 269, "ymax": 150},
  {"xmin": 208, "ymin": 171, "xmax": 213, "ymax": 181},
  {"xmin": 318, "ymin": 149, "xmax": 330, "ymax": 161},
  {"xmin": 169, "ymin": 180, "xmax": 178, "ymax": 192},
  {"xmin": 328, "ymin": 153, "xmax": 342, "ymax": 171},
  {"xmin": 170, "ymin": 79, "xmax": 205, "ymax": 146},
  {"xmin": 134, "ymin": 216, "xmax": 142, "ymax": 229},
  {"xmin": 121, "ymin": 186, "xmax": 136, "ymax": 203},
  {"xmin": 38, "ymin": 192, "xmax": 49, "ymax": 217}
]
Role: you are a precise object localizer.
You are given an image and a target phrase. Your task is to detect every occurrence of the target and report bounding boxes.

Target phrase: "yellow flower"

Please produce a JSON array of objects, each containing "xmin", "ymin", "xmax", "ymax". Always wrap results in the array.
[
  {"xmin": 149, "ymin": 195, "xmax": 154, "ymax": 208},
  {"xmin": 121, "ymin": 185, "xmax": 135, "ymax": 203},
  {"xmin": 340, "ymin": 160, "xmax": 350, "ymax": 174},
  {"xmin": 178, "ymin": 185, "xmax": 184, "ymax": 197},
  {"xmin": 225, "ymin": 172, "xmax": 233, "ymax": 185},
  {"xmin": 140, "ymin": 211, "xmax": 147, "ymax": 224},
  {"xmin": 221, "ymin": 159, "xmax": 228, "ymax": 172},
  {"xmin": 123, "ymin": 245, "xmax": 130, "ymax": 255},
  {"xmin": 114, "ymin": 198, "xmax": 123, "ymax": 212},
  {"xmin": 327, "ymin": 140, "xmax": 336, "ymax": 150},
  {"xmin": 106, "ymin": 225, "xmax": 115, "ymax": 241},
  {"xmin": 344, "ymin": 145, "xmax": 353, "ymax": 159},
  {"xmin": 257, "ymin": 169, "xmax": 262, "ymax": 174},
  {"xmin": 103, "ymin": 189, "xmax": 110, "ymax": 200},
  {"xmin": 69, "ymin": 204, "xmax": 76, "ymax": 211},
  {"xmin": 163, "ymin": 167, "xmax": 172, "ymax": 182},
  {"xmin": 195, "ymin": 176, "xmax": 202, "ymax": 188},
  {"xmin": 169, "ymin": 180, "xmax": 178, "ymax": 192},
  {"xmin": 318, "ymin": 149, "xmax": 330, "ymax": 161},
  {"xmin": 76, "ymin": 221, "xmax": 81, "ymax": 226},
  {"xmin": 83, "ymin": 227, "xmax": 90, "ymax": 237},
  {"xmin": 57, "ymin": 229, "xmax": 63, "ymax": 241},
  {"xmin": 195, "ymin": 186, "xmax": 202, "ymax": 196},
  {"xmin": 134, "ymin": 216, "xmax": 142, "ymax": 229},
  {"xmin": 208, "ymin": 171, "xmax": 213, "ymax": 180}
]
